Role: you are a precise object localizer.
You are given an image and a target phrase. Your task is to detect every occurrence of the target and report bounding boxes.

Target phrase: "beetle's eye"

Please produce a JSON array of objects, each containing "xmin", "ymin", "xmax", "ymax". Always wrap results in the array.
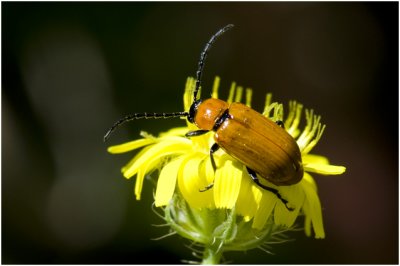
[{"xmin": 188, "ymin": 100, "xmax": 202, "ymax": 123}]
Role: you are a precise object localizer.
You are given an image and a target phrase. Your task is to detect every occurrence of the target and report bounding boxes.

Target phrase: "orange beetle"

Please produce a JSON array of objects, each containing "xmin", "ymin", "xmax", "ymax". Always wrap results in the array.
[{"xmin": 105, "ymin": 24, "xmax": 303, "ymax": 210}]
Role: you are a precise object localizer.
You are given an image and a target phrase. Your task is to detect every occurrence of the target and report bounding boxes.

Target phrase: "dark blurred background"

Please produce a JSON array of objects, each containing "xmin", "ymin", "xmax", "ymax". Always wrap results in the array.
[{"xmin": 2, "ymin": 2, "xmax": 398, "ymax": 264}]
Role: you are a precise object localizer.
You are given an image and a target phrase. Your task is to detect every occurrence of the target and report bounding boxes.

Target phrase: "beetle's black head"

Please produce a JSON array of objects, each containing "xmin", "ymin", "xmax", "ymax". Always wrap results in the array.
[{"xmin": 187, "ymin": 99, "xmax": 202, "ymax": 123}]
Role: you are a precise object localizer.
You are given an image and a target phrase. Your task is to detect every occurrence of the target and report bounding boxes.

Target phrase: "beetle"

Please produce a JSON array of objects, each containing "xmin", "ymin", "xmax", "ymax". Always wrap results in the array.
[{"xmin": 104, "ymin": 24, "xmax": 303, "ymax": 211}]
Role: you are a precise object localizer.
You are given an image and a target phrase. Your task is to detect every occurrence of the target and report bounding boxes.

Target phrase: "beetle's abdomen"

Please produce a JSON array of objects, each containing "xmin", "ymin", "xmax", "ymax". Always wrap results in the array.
[{"xmin": 214, "ymin": 102, "xmax": 303, "ymax": 186}]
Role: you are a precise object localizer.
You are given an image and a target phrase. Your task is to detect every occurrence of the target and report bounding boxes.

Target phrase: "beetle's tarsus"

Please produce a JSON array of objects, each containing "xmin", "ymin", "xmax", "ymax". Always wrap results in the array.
[
  {"xmin": 278, "ymin": 196, "xmax": 295, "ymax": 212},
  {"xmin": 285, "ymin": 203, "xmax": 295, "ymax": 212},
  {"xmin": 199, "ymin": 182, "xmax": 214, "ymax": 192}
]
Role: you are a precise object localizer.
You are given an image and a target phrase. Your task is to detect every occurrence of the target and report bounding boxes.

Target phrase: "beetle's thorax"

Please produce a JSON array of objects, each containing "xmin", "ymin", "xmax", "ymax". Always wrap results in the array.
[{"xmin": 190, "ymin": 98, "xmax": 230, "ymax": 131}]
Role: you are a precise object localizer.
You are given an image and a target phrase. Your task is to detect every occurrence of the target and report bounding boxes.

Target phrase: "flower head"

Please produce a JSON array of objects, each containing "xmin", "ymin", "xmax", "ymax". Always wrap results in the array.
[{"xmin": 107, "ymin": 76, "xmax": 346, "ymax": 262}]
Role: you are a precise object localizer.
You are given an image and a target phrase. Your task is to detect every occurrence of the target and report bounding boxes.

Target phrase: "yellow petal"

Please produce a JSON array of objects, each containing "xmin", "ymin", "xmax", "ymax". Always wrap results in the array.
[
  {"xmin": 304, "ymin": 213, "xmax": 312, "ymax": 237},
  {"xmin": 302, "ymin": 154, "xmax": 329, "ymax": 165},
  {"xmin": 301, "ymin": 173, "xmax": 325, "ymax": 238},
  {"xmin": 190, "ymin": 132, "xmax": 213, "ymax": 153},
  {"xmin": 211, "ymin": 76, "xmax": 220, "ymax": 99},
  {"xmin": 303, "ymin": 172, "xmax": 317, "ymax": 191},
  {"xmin": 135, "ymin": 153, "xmax": 170, "ymax": 200},
  {"xmin": 178, "ymin": 153, "xmax": 215, "ymax": 209},
  {"xmin": 134, "ymin": 168, "xmax": 146, "ymax": 200},
  {"xmin": 227, "ymin": 82, "xmax": 236, "ymax": 104},
  {"xmin": 213, "ymin": 156, "xmax": 242, "ymax": 209},
  {"xmin": 183, "ymin": 77, "xmax": 196, "ymax": 111},
  {"xmin": 123, "ymin": 138, "xmax": 190, "ymax": 178},
  {"xmin": 304, "ymin": 163, "xmax": 346, "ymax": 175},
  {"xmin": 134, "ymin": 148, "xmax": 188, "ymax": 200},
  {"xmin": 107, "ymin": 138, "xmax": 156, "ymax": 154},
  {"xmin": 198, "ymin": 155, "xmax": 216, "ymax": 186},
  {"xmin": 234, "ymin": 86, "xmax": 244, "ymax": 102},
  {"xmin": 159, "ymin": 127, "xmax": 188, "ymax": 137},
  {"xmin": 252, "ymin": 189, "xmax": 277, "ymax": 230},
  {"xmin": 155, "ymin": 157, "xmax": 184, "ymax": 207},
  {"xmin": 121, "ymin": 146, "xmax": 151, "ymax": 175},
  {"xmin": 245, "ymin": 88, "xmax": 252, "ymax": 107},
  {"xmin": 236, "ymin": 168, "xmax": 263, "ymax": 221}
]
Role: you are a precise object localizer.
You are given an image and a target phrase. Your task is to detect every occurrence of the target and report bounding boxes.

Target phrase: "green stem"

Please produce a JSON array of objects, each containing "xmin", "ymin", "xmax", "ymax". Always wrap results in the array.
[{"xmin": 201, "ymin": 244, "xmax": 223, "ymax": 265}]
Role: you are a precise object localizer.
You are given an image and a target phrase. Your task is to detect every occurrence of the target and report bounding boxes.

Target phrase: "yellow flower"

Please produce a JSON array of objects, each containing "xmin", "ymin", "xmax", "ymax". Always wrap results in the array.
[{"xmin": 107, "ymin": 76, "xmax": 346, "ymax": 262}]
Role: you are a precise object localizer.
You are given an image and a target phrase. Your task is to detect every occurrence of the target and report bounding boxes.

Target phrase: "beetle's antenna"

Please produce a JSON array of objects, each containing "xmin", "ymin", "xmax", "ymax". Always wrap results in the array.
[
  {"xmin": 193, "ymin": 24, "xmax": 234, "ymax": 102},
  {"xmin": 104, "ymin": 111, "xmax": 189, "ymax": 142}
]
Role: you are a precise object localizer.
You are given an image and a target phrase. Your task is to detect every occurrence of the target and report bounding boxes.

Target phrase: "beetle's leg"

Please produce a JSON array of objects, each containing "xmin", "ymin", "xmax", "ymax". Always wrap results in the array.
[
  {"xmin": 199, "ymin": 183, "xmax": 214, "ymax": 192},
  {"xmin": 199, "ymin": 143, "xmax": 220, "ymax": 192},
  {"xmin": 209, "ymin": 143, "xmax": 219, "ymax": 172},
  {"xmin": 275, "ymin": 120, "xmax": 285, "ymax": 129},
  {"xmin": 246, "ymin": 167, "xmax": 294, "ymax": 211},
  {"xmin": 185, "ymin": 130, "xmax": 209, "ymax": 137}
]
